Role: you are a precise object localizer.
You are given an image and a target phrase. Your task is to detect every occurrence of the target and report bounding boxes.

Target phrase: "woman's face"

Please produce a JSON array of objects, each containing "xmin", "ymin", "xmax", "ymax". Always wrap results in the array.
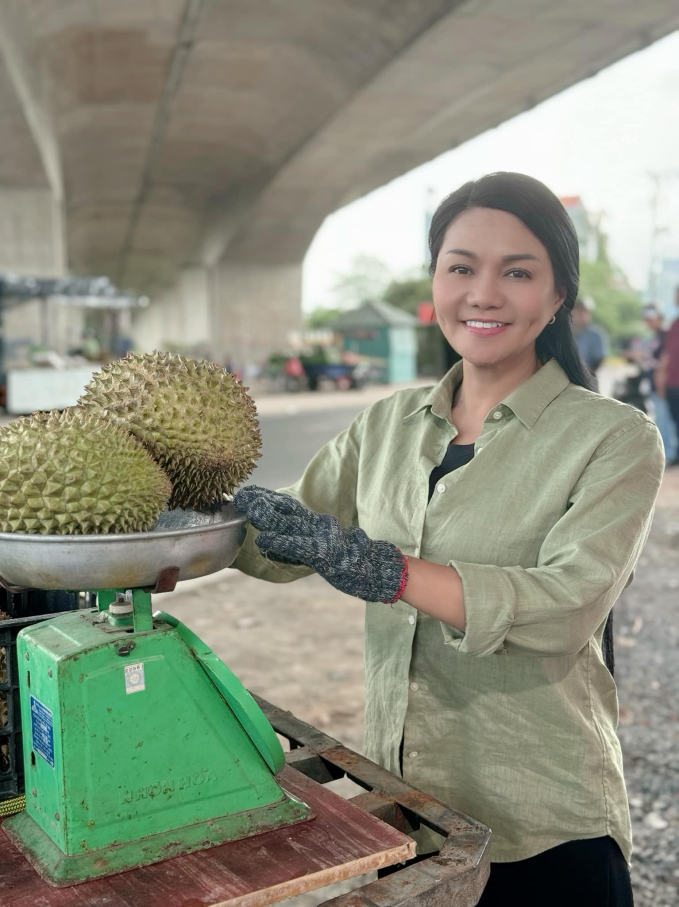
[{"xmin": 432, "ymin": 207, "xmax": 565, "ymax": 369}]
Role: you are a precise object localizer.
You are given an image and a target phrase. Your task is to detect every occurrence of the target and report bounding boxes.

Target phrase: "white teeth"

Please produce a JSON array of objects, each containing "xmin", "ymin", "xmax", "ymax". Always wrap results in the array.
[{"xmin": 464, "ymin": 321, "xmax": 506, "ymax": 328}]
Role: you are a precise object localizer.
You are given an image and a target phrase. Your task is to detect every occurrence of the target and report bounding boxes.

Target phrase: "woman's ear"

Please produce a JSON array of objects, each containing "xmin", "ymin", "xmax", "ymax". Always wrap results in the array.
[{"xmin": 554, "ymin": 286, "xmax": 567, "ymax": 311}]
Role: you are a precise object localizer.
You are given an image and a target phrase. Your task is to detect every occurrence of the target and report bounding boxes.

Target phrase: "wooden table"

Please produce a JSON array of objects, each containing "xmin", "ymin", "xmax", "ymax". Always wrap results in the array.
[{"xmin": 0, "ymin": 766, "xmax": 416, "ymax": 907}]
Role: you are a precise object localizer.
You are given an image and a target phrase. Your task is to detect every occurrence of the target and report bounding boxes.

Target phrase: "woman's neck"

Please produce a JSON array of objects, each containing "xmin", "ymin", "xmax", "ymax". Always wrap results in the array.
[{"xmin": 453, "ymin": 355, "xmax": 542, "ymax": 421}]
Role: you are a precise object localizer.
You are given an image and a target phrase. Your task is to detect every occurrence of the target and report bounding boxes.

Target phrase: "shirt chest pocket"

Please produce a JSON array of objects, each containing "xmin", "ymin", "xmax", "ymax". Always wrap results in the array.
[{"xmin": 424, "ymin": 493, "xmax": 569, "ymax": 568}]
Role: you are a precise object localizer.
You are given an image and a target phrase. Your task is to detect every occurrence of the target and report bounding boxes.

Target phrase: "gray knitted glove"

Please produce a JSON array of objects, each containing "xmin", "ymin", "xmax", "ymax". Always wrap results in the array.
[{"xmin": 233, "ymin": 485, "xmax": 408, "ymax": 604}]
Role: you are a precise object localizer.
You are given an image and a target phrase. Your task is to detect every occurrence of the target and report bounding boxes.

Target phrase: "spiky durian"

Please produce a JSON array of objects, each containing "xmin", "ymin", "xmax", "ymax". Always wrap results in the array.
[
  {"xmin": 79, "ymin": 352, "xmax": 261, "ymax": 509},
  {"xmin": 0, "ymin": 409, "xmax": 171, "ymax": 534}
]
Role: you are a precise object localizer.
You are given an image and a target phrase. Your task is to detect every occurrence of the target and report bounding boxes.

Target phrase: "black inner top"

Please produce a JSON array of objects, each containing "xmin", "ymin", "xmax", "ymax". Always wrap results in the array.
[{"xmin": 428, "ymin": 442, "xmax": 475, "ymax": 501}]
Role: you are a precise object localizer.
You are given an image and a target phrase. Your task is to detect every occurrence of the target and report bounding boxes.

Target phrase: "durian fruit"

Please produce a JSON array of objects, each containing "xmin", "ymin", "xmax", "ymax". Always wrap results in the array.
[
  {"xmin": 79, "ymin": 352, "xmax": 261, "ymax": 509},
  {"xmin": 0, "ymin": 408, "xmax": 171, "ymax": 534}
]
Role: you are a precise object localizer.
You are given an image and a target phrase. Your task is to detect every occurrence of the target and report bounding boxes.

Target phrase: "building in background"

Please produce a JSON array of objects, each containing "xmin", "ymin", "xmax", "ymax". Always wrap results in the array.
[
  {"xmin": 560, "ymin": 197, "xmax": 601, "ymax": 263},
  {"xmin": 332, "ymin": 300, "xmax": 418, "ymax": 384}
]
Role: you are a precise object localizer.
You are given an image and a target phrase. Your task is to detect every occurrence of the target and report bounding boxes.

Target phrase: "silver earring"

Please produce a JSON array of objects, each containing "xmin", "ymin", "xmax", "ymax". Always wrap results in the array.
[{"xmin": 548, "ymin": 315, "xmax": 556, "ymax": 325}]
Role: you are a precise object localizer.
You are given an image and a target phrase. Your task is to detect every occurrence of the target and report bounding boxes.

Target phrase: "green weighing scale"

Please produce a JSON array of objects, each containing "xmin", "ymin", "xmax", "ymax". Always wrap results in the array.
[{"xmin": 0, "ymin": 504, "xmax": 313, "ymax": 887}]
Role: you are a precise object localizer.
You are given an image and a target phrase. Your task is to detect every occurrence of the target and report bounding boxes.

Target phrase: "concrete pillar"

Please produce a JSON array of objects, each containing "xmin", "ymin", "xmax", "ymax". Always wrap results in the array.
[
  {"xmin": 212, "ymin": 260, "xmax": 303, "ymax": 372},
  {"xmin": 0, "ymin": 187, "xmax": 75, "ymax": 365},
  {"xmin": 131, "ymin": 266, "xmax": 212, "ymax": 357},
  {"xmin": 130, "ymin": 260, "xmax": 303, "ymax": 370},
  {"xmin": 0, "ymin": 188, "xmax": 64, "ymax": 275},
  {"xmin": 130, "ymin": 286, "xmax": 178, "ymax": 353}
]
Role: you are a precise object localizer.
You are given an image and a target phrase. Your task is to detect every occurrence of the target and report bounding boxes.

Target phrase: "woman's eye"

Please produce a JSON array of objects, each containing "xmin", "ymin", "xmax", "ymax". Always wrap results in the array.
[
  {"xmin": 507, "ymin": 269, "xmax": 530, "ymax": 279},
  {"xmin": 449, "ymin": 265, "xmax": 472, "ymax": 274}
]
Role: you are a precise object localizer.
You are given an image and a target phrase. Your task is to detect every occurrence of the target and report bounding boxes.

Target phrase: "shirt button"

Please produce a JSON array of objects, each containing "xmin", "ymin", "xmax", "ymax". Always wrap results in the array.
[
  {"xmin": 436, "ymin": 483, "xmax": 446, "ymax": 493},
  {"xmin": 493, "ymin": 410, "xmax": 503, "ymax": 420},
  {"xmin": 407, "ymin": 615, "xmax": 415, "ymax": 625},
  {"xmin": 477, "ymin": 446, "xmax": 483, "ymax": 453},
  {"xmin": 409, "ymin": 682, "xmax": 419, "ymax": 691},
  {"xmin": 414, "ymin": 546, "xmax": 420, "ymax": 557},
  {"xmin": 408, "ymin": 751, "xmax": 419, "ymax": 759}
]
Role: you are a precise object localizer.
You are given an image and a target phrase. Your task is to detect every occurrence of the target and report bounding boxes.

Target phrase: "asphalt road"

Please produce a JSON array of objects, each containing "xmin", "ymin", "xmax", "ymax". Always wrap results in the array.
[{"xmin": 252, "ymin": 404, "xmax": 367, "ymax": 490}]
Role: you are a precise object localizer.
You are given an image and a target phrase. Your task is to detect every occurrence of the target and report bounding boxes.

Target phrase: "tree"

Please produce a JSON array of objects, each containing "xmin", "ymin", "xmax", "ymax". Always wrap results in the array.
[
  {"xmin": 383, "ymin": 270, "xmax": 433, "ymax": 315},
  {"xmin": 579, "ymin": 260, "xmax": 642, "ymax": 346},
  {"xmin": 304, "ymin": 307, "xmax": 343, "ymax": 329},
  {"xmin": 331, "ymin": 255, "xmax": 392, "ymax": 309},
  {"xmin": 574, "ymin": 222, "xmax": 642, "ymax": 346}
]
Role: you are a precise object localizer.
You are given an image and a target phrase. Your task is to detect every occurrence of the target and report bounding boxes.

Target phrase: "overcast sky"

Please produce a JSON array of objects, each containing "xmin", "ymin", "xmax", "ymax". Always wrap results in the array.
[{"xmin": 302, "ymin": 29, "xmax": 679, "ymax": 311}]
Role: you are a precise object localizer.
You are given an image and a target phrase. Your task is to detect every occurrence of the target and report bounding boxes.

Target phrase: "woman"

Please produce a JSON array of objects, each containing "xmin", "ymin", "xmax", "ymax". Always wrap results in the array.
[{"xmin": 233, "ymin": 173, "xmax": 664, "ymax": 906}]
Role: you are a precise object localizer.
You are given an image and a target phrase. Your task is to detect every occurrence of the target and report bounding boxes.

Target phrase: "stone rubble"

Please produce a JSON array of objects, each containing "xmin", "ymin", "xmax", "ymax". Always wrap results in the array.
[{"xmin": 616, "ymin": 478, "xmax": 679, "ymax": 907}]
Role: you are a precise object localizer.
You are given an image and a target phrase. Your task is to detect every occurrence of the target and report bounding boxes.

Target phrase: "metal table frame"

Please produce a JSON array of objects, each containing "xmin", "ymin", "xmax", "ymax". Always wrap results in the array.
[{"xmin": 257, "ymin": 695, "xmax": 491, "ymax": 907}]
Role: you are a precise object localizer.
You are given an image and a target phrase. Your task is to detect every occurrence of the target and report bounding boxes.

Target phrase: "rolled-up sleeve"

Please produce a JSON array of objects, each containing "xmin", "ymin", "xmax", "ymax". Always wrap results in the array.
[
  {"xmin": 440, "ymin": 420, "xmax": 665, "ymax": 657},
  {"xmin": 232, "ymin": 409, "xmax": 364, "ymax": 583}
]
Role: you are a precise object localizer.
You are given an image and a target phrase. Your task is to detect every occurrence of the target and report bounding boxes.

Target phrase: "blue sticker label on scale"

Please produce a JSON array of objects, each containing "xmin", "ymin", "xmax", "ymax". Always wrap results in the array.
[{"xmin": 30, "ymin": 695, "xmax": 55, "ymax": 768}]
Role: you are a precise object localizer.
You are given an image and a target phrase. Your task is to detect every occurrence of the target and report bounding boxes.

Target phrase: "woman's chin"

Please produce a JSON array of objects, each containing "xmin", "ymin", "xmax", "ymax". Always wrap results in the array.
[
  {"xmin": 449, "ymin": 333, "xmax": 535, "ymax": 370},
  {"xmin": 465, "ymin": 355, "xmax": 507, "ymax": 369},
  {"xmin": 452, "ymin": 342, "xmax": 508, "ymax": 368}
]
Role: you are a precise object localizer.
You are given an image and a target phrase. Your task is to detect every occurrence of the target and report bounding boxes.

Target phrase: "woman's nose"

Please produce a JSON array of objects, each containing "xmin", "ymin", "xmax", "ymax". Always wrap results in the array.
[{"xmin": 466, "ymin": 272, "xmax": 503, "ymax": 307}]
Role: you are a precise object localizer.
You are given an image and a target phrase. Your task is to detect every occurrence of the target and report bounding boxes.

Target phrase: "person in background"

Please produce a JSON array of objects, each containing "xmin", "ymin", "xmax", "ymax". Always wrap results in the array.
[
  {"xmin": 283, "ymin": 354, "xmax": 305, "ymax": 391},
  {"xmin": 572, "ymin": 296, "xmax": 608, "ymax": 390},
  {"xmin": 655, "ymin": 286, "xmax": 679, "ymax": 466},
  {"xmin": 625, "ymin": 305, "xmax": 677, "ymax": 463}
]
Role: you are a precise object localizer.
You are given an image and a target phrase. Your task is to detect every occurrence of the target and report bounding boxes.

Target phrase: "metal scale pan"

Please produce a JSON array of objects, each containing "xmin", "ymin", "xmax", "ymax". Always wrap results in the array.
[{"xmin": 0, "ymin": 502, "xmax": 247, "ymax": 592}]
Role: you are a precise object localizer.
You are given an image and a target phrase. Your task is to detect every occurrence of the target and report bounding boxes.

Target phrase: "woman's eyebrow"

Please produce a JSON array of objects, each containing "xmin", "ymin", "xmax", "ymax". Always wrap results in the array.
[
  {"xmin": 445, "ymin": 249, "xmax": 540, "ymax": 263},
  {"xmin": 502, "ymin": 253, "xmax": 540, "ymax": 263}
]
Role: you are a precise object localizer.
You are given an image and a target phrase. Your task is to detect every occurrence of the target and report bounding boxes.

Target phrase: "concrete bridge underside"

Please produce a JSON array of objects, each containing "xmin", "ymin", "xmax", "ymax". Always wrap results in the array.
[{"xmin": 0, "ymin": 0, "xmax": 677, "ymax": 366}]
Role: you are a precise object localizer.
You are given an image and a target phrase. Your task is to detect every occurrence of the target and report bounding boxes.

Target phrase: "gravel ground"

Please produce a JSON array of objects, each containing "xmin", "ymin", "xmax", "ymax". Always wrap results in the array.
[
  {"xmin": 615, "ymin": 468, "xmax": 679, "ymax": 907},
  {"xmin": 165, "ymin": 467, "xmax": 679, "ymax": 906}
]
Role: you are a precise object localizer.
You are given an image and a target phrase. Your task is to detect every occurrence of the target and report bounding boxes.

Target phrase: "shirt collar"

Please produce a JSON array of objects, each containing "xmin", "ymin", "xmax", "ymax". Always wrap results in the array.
[{"xmin": 403, "ymin": 358, "xmax": 570, "ymax": 429}]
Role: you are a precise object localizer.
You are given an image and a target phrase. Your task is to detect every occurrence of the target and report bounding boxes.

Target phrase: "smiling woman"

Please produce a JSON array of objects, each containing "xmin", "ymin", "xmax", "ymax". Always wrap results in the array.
[
  {"xmin": 423, "ymin": 173, "xmax": 595, "ymax": 451},
  {"xmin": 232, "ymin": 173, "xmax": 663, "ymax": 907},
  {"xmin": 428, "ymin": 172, "xmax": 590, "ymax": 387}
]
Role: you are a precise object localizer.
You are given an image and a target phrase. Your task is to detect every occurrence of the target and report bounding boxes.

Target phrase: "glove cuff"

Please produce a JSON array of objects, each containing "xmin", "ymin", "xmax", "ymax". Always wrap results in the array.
[{"xmin": 383, "ymin": 550, "xmax": 409, "ymax": 604}]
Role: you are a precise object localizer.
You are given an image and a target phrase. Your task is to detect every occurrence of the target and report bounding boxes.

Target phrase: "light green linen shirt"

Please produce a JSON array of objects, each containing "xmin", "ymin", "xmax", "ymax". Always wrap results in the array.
[{"xmin": 233, "ymin": 358, "xmax": 665, "ymax": 864}]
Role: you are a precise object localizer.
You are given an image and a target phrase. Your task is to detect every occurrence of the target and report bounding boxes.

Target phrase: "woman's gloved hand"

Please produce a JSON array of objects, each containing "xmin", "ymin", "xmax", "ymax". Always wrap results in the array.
[{"xmin": 233, "ymin": 485, "xmax": 408, "ymax": 604}]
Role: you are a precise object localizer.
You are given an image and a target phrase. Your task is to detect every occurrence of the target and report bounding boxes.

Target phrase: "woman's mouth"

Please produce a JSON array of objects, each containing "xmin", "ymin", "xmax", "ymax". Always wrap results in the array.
[{"xmin": 462, "ymin": 320, "xmax": 510, "ymax": 336}]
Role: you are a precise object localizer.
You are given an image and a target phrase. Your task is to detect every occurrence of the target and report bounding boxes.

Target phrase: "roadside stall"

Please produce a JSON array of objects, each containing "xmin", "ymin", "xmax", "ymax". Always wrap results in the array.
[{"xmin": 0, "ymin": 275, "xmax": 147, "ymax": 414}]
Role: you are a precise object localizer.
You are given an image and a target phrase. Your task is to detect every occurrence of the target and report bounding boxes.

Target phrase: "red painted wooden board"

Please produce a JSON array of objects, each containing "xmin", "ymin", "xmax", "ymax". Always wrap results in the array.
[{"xmin": 0, "ymin": 766, "xmax": 416, "ymax": 907}]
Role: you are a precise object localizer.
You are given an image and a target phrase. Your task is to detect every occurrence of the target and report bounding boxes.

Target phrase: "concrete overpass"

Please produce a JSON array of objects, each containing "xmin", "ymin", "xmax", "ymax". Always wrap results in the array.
[{"xmin": 0, "ymin": 0, "xmax": 677, "ymax": 368}]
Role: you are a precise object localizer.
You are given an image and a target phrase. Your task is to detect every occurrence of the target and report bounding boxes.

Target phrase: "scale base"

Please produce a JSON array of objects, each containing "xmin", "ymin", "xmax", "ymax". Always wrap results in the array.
[{"xmin": 4, "ymin": 791, "xmax": 313, "ymax": 887}]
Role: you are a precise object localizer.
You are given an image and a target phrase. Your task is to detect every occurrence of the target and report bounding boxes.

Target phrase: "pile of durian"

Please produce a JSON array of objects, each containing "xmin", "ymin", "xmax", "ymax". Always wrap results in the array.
[{"xmin": 0, "ymin": 352, "xmax": 261, "ymax": 535}]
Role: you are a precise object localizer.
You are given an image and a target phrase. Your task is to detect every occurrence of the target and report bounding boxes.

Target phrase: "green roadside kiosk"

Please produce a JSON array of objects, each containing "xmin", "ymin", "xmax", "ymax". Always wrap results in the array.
[{"xmin": 331, "ymin": 299, "xmax": 418, "ymax": 384}]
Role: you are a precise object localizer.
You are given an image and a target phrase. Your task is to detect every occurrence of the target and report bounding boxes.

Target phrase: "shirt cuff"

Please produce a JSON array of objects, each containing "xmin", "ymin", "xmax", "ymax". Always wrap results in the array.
[{"xmin": 439, "ymin": 559, "xmax": 516, "ymax": 656}]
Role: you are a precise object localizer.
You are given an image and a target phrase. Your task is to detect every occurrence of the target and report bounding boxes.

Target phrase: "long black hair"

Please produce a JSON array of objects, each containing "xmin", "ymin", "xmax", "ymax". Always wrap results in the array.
[
  {"xmin": 429, "ymin": 172, "xmax": 616, "ymax": 674},
  {"xmin": 428, "ymin": 171, "xmax": 596, "ymax": 392}
]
